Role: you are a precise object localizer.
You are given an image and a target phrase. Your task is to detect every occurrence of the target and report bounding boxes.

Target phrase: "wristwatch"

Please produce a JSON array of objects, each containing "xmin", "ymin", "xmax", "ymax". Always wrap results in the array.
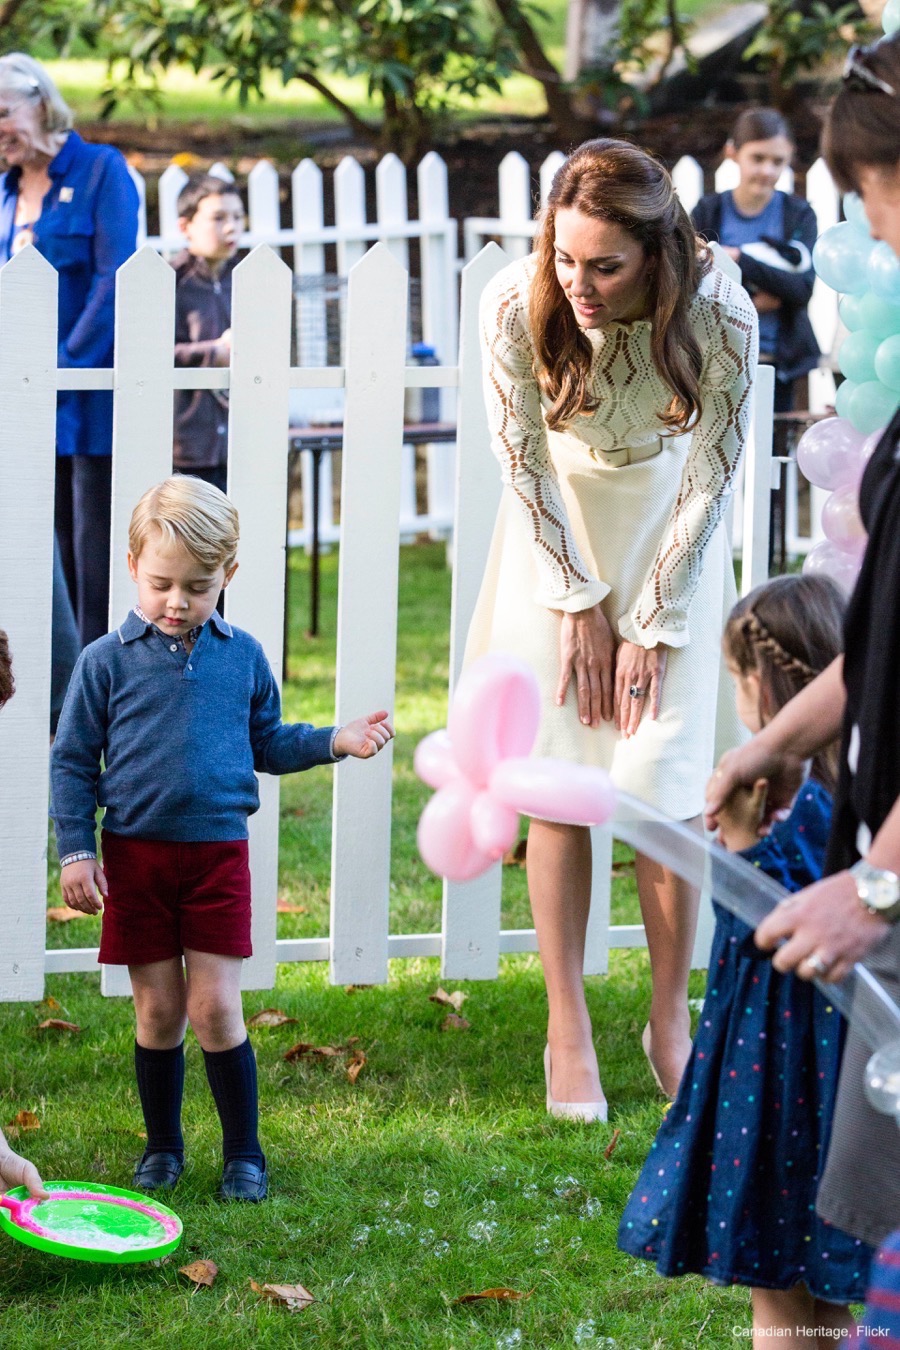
[{"xmin": 850, "ymin": 859, "xmax": 900, "ymax": 923}]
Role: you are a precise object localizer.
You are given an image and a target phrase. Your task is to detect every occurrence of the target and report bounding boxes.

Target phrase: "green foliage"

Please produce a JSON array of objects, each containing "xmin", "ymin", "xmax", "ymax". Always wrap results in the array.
[
  {"xmin": 744, "ymin": 0, "xmax": 869, "ymax": 91},
  {"xmin": 90, "ymin": 0, "xmax": 518, "ymax": 157}
]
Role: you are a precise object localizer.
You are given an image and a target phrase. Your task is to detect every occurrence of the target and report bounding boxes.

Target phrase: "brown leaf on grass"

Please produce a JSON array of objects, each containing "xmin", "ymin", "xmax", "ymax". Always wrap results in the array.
[
  {"xmin": 276, "ymin": 899, "xmax": 308, "ymax": 914},
  {"xmin": 440, "ymin": 1013, "xmax": 471, "ymax": 1032},
  {"xmin": 39, "ymin": 995, "xmax": 61, "ymax": 1012},
  {"xmin": 246, "ymin": 1008, "xmax": 297, "ymax": 1029},
  {"xmin": 604, "ymin": 1127, "xmax": 622, "ymax": 1160},
  {"xmin": 38, "ymin": 1019, "xmax": 81, "ymax": 1033},
  {"xmin": 346, "ymin": 1049, "xmax": 367, "ymax": 1084},
  {"xmin": 344, "ymin": 984, "xmax": 373, "ymax": 994},
  {"xmin": 283, "ymin": 1041, "xmax": 344, "ymax": 1062},
  {"xmin": 453, "ymin": 1287, "xmax": 532, "ymax": 1305},
  {"xmin": 502, "ymin": 837, "xmax": 528, "ymax": 868},
  {"xmin": 179, "ymin": 1259, "xmax": 218, "ymax": 1287},
  {"xmin": 430, "ymin": 987, "xmax": 467, "ymax": 1013},
  {"xmin": 250, "ymin": 1280, "xmax": 315, "ymax": 1311},
  {"xmin": 46, "ymin": 906, "xmax": 88, "ymax": 923},
  {"xmin": 10, "ymin": 1110, "xmax": 40, "ymax": 1131}
]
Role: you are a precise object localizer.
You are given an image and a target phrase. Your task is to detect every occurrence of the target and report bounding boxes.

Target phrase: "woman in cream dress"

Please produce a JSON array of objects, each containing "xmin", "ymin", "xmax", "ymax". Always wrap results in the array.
[{"xmin": 467, "ymin": 140, "xmax": 758, "ymax": 1115}]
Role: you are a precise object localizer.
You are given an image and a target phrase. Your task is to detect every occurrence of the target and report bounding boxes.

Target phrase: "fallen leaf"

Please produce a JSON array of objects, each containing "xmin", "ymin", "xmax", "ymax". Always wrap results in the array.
[
  {"xmin": 276, "ymin": 899, "xmax": 307, "ymax": 913},
  {"xmin": 430, "ymin": 987, "xmax": 467, "ymax": 1013},
  {"xmin": 179, "ymin": 1259, "xmax": 218, "ymax": 1287},
  {"xmin": 283, "ymin": 1041, "xmax": 344, "ymax": 1062},
  {"xmin": 246, "ymin": 1008, "xmax": 297, "ymax": 1029},
  {"xmin": 453, "ymin": 1288, "xmax": 532, "ymax": 1304},
  {"xmin": 10, "ymin": 1110, "xmax": 40, "ymax": 1131},
  {"xmin": 440, "ymin": 1013, "xmax": 471, "ymax": 1032},
  {"xmin": 38, "ymin": 1019, "xmax": 81, "ymax": 1033},
  {"xmin": 603, "ymin": 1127, "xmax": 622, "ymax": 1160},
  {"xmin": 46, "ymin": 906, "xmax": 87, "ymax": 923},
  {"xmin": 344, "ymin": 985, "xmax": 373, "ymax": 994},
  {"xmin": 346, "ymin": 1049, "xmax": 367, "ymax": 1084},
  {"xmin": 250, "ymin": 1280, "xmax": 315, "ymax": 1311},
  {"xmin": 37, "ymin": 995, "xmax": 61, "ymax": 1013},
  {"xmin": 502, "ymin": 838, "xmax": 528, "ymax": 868}
]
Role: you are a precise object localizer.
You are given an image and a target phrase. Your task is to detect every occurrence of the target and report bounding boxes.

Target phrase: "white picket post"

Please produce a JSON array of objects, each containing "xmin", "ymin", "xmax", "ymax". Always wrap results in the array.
[
  {"xmin": 673, "ymin": 155, "xmax": 704, "ymax": 214},
  {"xmin": 158, "ymin": 164, "xmax": 189, "ymax": 247},
  {"xmin": 441, "ymin": 244, "xmax": 507, "ymax": 979},
  {"xmin": 0, "ymin": 249, "xmax": 58, "ymax": 1001},
  {"xmin": 539, "ymin": 151, "xmax": 566, "ymax": 207},
  {"xmin": 499, "ymin": 151, "xmax": 531, "ymax": 260},
  {"xmin": 330, "ymin": 245, "xmax": 408, "ymax": 985},
  {"xmin": 209, "ymin": 162, "xmax": 235, "ymax": 184},
  {"xmin": 102, "ymin": 246, "xmax": 178, "ymax": 997},
  {"xmin": 225, "ymin": 247, "xmax": 293, "ymax": 991},
  {"xmin": 129, "ymin": 165, "xmax": 148, "ymax": 247},
  {"xmin": 741, "ymin": 363, "xmax": 776, "ymax": 595},
  {"xmin": 376, "ymin": 153, "xmax": 409, "ymax": 271},
  {"xmin": 807, "ymin": 156, "xmax": 841, "ymax": 363},
  {"xmin": 248, "ymin": 160, "xmax": 282, "ymax": 248},
  {"xmin": 418, "ymin": 151, "xmax": 457, "ymax": 418},
  {"xmin": 334, "ymin": 156, "xmax": 367, "ymax": 278}
]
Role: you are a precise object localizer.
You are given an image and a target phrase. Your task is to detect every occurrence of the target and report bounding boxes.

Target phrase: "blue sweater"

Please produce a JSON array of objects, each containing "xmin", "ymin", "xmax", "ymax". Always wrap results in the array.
[{"xmin": 51, "ymin": 610, "xmax": 339, "ymax": 856}]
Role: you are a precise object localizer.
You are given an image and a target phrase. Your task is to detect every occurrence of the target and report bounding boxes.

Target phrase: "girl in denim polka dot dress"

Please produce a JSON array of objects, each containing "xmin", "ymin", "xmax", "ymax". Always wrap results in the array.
[{"xmin": 619, "ymin": 575, "xmax": 873, "ymax": 1344}]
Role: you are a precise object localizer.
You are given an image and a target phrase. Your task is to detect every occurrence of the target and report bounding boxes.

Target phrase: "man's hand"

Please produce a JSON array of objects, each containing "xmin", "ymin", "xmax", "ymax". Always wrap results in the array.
[
  {"xmin": 334, "ymin": 711, "xmax": 395, "ymax": 759},
  {"xmin": 61, "ymin": 859, "xmax": 107, "ymax": 915},
  {"xmin": 705, "ymin": 741, "xmax": 807, "ymax": 836},
  {"xmin": 755, "ymin": 870, "xmax": 890, "ymax": 983}
]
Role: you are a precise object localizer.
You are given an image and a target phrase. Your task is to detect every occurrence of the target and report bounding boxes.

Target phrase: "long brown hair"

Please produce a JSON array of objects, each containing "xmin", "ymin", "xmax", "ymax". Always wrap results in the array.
[
  {"xmin": 822, "ymin": 36, "xmax": 900, "ymax": 194},
  {"xmin": 724, "ymin": 575, "xmax": 846, "ymax": 791},
  {"xmin": 530, "ymin": 139, "xmax": 711, "ymax": 433}
]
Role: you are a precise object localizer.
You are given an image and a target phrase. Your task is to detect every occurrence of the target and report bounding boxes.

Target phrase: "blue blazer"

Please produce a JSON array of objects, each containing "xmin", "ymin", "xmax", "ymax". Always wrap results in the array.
[{"xmin": 0, "ymin": 131, "xmax": 139, "ymax": 456}]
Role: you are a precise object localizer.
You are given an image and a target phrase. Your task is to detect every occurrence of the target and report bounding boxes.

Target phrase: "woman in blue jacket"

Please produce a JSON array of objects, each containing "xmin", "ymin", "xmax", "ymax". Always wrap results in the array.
[
  {"xmin": 0, "ymin": 53, "xmax": 138, "ymax": 648},
  {"xmin": 692, "ymin": 108, "xmax": 820, "ymax": 414}
]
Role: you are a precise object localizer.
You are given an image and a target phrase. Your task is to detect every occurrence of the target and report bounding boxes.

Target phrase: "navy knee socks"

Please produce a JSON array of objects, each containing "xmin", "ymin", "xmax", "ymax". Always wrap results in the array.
[
  {"xmin": 134, "ymin": 1041, "xmax": 185, "ymax": 1158},
  {"xmin": 202, "ymin": 1038, "xmax": 264, "ymax": 1167}
]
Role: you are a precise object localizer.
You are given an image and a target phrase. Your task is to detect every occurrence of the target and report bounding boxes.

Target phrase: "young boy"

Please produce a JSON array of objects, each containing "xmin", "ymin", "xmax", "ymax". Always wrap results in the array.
[
  {"xmin": 173, "ymin": 176, "xmax": 247, "ymax": 493},
  {"xmin": 50, "ymin": 477, "xmax": 393, "ymax": 1202}
]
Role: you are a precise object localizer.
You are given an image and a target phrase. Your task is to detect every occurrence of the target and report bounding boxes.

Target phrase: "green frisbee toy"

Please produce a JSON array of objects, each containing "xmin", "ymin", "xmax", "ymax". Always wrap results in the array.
[{"xmin": 0, "ymin": 1182, "xmax": 183, "ymax": 1263}]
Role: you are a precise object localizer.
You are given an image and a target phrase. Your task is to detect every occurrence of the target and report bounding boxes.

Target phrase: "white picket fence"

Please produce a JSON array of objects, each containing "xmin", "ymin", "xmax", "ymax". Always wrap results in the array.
[
  {"xmin": 0, "ymin": 240, "xmax": 774, "ymax": 1003},
  {"xmin": 131, "ymin": 147, "xmax": 840, "ymax": 557}
]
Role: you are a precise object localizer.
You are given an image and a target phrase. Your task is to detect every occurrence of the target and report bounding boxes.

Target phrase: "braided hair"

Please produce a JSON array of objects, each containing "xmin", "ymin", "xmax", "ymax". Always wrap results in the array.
[{"xmin": 724, "ymin": 574, "xmax": 846, "ymax": 791}]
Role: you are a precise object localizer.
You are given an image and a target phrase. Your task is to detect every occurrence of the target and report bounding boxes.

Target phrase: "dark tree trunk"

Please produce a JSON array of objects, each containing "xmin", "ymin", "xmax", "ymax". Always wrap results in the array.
[{"xmin": 491, "ymin": 0, "xmax": 594, "ymax": 139}]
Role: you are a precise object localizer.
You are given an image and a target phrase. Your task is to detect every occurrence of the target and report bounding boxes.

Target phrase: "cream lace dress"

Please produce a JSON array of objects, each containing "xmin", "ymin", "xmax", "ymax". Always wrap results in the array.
[{"xmin": 465, "ymin": 254, "xmax": 759, "ymax": 820}]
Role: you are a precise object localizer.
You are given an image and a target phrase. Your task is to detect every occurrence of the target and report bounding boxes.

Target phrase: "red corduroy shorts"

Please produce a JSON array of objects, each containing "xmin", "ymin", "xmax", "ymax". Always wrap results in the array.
[{"xmin": 97, "ymin": 831, "xmax": 252, "ymax": 966}]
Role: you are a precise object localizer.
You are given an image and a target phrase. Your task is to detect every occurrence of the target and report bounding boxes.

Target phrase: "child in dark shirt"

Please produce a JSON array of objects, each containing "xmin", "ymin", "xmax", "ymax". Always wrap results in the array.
[
  {"xmin": 172, "ymin": 175, "xmax": 246, "ymax": 493},
  {"xmin": 51, "ymin": 476, "xmax": 394, "ymax": 1202}
]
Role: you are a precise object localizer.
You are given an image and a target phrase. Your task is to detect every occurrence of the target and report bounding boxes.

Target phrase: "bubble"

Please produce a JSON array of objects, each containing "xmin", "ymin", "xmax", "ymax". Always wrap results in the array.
[
  {"xmin": 569, "ymin": 1235, "xmax": 583, "ymax": 1250},
  {"xmin": 423, "ymin": 1189, "xmax": 440, "ymax": 1208},
  {"xmin": 419, "ymin": 1227, "xmax": 436, "ymax": 1246},
  {"xmin": 580, "ymin": 1197, "xmax": 603, "ymax": 1219},
  {"xmin": 387, "ymin": 1219, "xmax": 412, "ymax": 1238},
  {"xmin": 468, "ymin": 1220, "xmax": 498, "ymax": 1242},
  {"xmin": 482, "ymin": 1199, "xmax": 498, "ymax": 1213},
  {"xmin": 534, "ymin": 1236, "xmax": 552, "ymax": 1255},
  {"xmin": 554, "ymin": 1174, "xmax": 580, "ymax": 1197},
  {"xmin": 378, "ymin": 1198, "xmax": 392, "ymax": 1210},
  {"xmin": 496, "ymin": 1332, "xmax": 523, "ymax": 1349},
  {"xmin": 489, "ymin": 1164, "xmax": 508, "ymax": 1182},
  {"xmin": 574, "ymin": 1321, "xmax": 596, "ymax": 1345},
  {"xmin": 432, "ymin": 1240, "xmax": 450, "ymax": 1258},
  {"xmin": 522, "ymin": 1182, "xmax": 539, "ymax": 1199},
  {"xmin": 351, "ymin": 1225, "xmax": 370, "ymax": 1246}
]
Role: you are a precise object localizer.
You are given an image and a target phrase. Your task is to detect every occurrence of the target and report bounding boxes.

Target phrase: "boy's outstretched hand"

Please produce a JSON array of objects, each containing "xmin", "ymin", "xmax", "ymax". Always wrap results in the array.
[
  {"xmin": 61, "ymin": 859, "xmax": 107, "ymax": 915},
  {"xmin": 334, "ymin": 711, "xmax": 395, "ymax": 760},
  {"xmin": 0, "ymin": 1129, "xmax": 48, "ymax": 1198}
]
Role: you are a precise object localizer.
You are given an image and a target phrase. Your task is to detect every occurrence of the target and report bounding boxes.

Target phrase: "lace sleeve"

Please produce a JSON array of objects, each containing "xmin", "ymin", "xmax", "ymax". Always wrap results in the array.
[
  {"xmin": 620, "ymin": 276, "xmax": 759, "ymax": 649},
  {"xmin": 480, "ymin": 268, "xmax": 609, "ymax": 613}
]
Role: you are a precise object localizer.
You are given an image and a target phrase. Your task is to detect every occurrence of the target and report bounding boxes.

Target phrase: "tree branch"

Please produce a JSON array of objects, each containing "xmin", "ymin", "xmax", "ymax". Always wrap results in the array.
[
  {"xmin": 490, "ymin": 0, "xmax": 583, "ymax": 130},
  {"xmin": 293, "ymin": 69, "xmax": 381, "ymax": 143},
  {"xmin": 0, "ymin": 0, "xmax": 30, "ymax": 29}
]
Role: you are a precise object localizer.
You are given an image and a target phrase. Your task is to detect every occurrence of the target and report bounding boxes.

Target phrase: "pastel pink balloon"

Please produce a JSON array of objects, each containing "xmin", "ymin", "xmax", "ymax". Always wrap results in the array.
[
  {"xmin": 413, "ymin": 729, "xmax": 459, "ymax": 790},
  {"xmin": 802, "ymin": 539, "xmax": 863, "ymax": 594},
  {"xmin": 470, "ymin": 790, "xmax": 520, "ymax": 860},
  {"xmin": 448, "ymin": 653, "xmax": 541, "ymax": 788},
  {"xmin": 491, "ymin": 757, "xmax": 616, "ymax": 826},
  {"xmin": 861, "ymin": 425, "xmax": 885, "ymax": 467},
  {"xmin": 796, "ymin": 417, "xmax": 865, "ymax": 490},
  {"xmin": 821, "ymin": 483, "xmax": 867, "ymax": 550},
  {"xmin": 417, "ymin": 779, "xmax": 494, "ymax": 882}
]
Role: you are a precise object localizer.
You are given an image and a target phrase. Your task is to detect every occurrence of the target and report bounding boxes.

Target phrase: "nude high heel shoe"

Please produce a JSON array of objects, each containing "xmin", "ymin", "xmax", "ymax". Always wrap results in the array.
[{"xmin": 543, "ymin": 1044, "xmax": 608, "ymax": 1123}]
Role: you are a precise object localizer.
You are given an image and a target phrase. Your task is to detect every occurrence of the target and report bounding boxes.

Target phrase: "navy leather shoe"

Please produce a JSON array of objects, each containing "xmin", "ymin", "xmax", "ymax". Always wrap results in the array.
[
  {"xmin": 219, "ymin": 1158, "xmax": 268, "ymax": 1202},
  {"xmin": 133, "ymin": 1150, "xmax": 184, "ymax": 1192}
]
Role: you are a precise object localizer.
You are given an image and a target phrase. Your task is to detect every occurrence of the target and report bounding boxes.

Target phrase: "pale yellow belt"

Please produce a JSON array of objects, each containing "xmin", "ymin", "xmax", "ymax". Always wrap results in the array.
[{"xmin": 595, "ymin": 440, "xmax": 663, "ymax": 468}]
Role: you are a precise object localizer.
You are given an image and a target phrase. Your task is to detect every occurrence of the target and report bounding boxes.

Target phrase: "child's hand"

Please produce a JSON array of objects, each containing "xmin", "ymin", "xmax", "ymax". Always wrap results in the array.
[
  {"xmin": 213, "ymin": 329, "xmax": 232, "ymax": 366},
  {"xmin": 716, "ymin": 778, "xmax": 769, "ymax": 853},
  {"xmin": 334, "ymin": 711, "xmax": 395, "ymax": 760},
  {"xmin": 61, "ymin": 859, "xmax": 107, "ymax": 915},
  {"xmin": 0, "ymin": 1137, "xmax": 48, "ymax": 1199}
]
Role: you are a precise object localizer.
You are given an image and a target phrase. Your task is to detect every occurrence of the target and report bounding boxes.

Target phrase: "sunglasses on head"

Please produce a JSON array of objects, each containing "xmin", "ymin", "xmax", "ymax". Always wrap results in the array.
[{"xmin": 843, "ymin": 43, "xmax": 898, "ymax": 97}]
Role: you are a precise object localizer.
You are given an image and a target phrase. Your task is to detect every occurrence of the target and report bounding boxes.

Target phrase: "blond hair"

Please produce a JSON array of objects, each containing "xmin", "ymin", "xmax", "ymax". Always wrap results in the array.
[
  {"xmin": 0, "ymin": 53, "xmax": 73, "ymax": 157},
  {"xmin": 129, "ymin": 477, "xmax": 239, "ymax": 572}
]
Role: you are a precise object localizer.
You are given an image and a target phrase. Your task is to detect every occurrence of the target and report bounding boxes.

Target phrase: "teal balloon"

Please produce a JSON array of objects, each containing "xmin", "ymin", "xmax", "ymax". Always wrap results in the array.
[
  {"xmin": 813, "ymin": 222, "xmax": 874, "ymax": 294},
  {"xmin": 834, "ymin": 378, "xmax": 858, "ymax": 420},
  {"xmin": 867, "ymin": 241, "xmax": 900, "ymax": 305},
  {"xmin": 875, "ymin": 334, "xmax": 900, "ymax": 392},
  {"xmin": 839, "ymin": 293, "xmax": 866, "ymax": 332},
  {"xmin": 847, "ymin": 379, "xmax": 899, "ymax": 434},
  {"xmin": 839, "ymin": 329, "xmax": 881, "ymax": 383},
  {"xmin": 843, "ymin": 193, "xmax": 870, "ymax": 232},
  {"xmin": 883, "ymin": 0, "xmax": 900, "ymax": 32},
  {"xmin": 857, "ymin": 290, "xmax": 900, "ymax": 339}
]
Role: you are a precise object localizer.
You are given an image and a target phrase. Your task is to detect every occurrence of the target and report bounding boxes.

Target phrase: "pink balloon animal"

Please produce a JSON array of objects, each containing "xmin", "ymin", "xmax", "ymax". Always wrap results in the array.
[{"xmin": 415, "ymin": 654, "xmax": 617, "ymax": 882}]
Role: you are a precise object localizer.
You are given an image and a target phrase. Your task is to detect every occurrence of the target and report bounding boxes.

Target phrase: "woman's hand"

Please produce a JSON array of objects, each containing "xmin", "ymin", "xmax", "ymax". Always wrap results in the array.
[
  {"xmin": 614, "ymin": 641, "xmax": 667, "ymax": 738},
  {"xmin": 755, "ymin": 871, "xmax": 890, "ymax": 983},
  {"xmin": 705, "ymin": 738, "xmax": 807, "ymax": 835},
  {"xmin": 556, "ymin": 606, "xmax": 616, "ymax": 727}
]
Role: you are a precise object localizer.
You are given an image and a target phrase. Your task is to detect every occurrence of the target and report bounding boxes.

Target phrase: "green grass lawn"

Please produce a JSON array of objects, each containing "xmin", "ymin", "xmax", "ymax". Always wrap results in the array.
[{"xmin": 8, "ymin": 542, "xmax": 752, "ymax": 1348}]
